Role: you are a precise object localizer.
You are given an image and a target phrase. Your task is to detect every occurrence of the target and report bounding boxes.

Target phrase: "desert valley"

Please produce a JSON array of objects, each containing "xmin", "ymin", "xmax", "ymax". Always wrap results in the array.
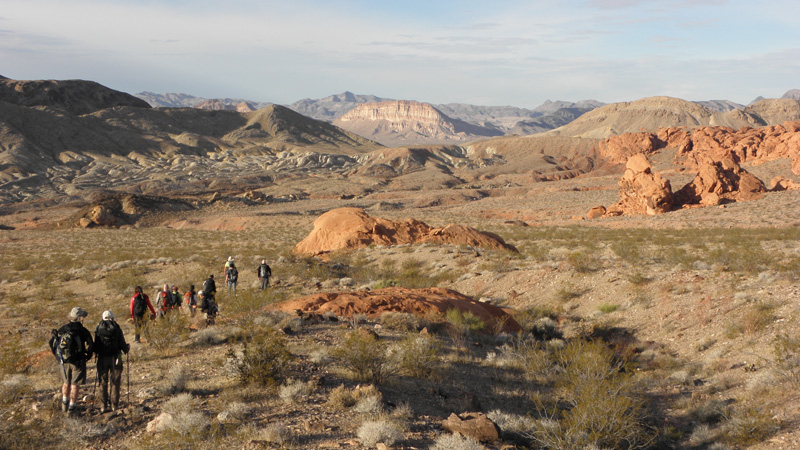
[{"xmin": 2, "ymin": 76, "xmax": 800, "ymax": 450}]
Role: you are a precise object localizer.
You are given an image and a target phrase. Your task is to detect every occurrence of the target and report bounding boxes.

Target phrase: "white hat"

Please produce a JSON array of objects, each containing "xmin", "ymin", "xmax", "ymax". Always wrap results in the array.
[
  {"xmin": 70, "ymin": 307, "xmax": 88, "ymax": 320},
  {"xmin": 228, "ymin": 256, "xmax": 234, "ymax": 261},
  {"xmin": 102, "ymin": 310, "xmax": 114, "ymax": 321}
]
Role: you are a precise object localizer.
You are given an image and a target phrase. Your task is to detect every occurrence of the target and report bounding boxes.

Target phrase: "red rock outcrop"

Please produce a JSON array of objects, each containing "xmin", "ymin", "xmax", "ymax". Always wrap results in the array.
[
  {"xmin": 293, "ymin": 207, "xmax": 517, "ymax": 256},
  {"xmin": 674, "ymin": 155, "xmax": 766, "ymax": 206},
  {"xmin": 269, "ymin": 287, "xmax": 522, "ymax": 334},
  {"xmin": 605, "ymin": 154, "xmax": 673, "ymax": 216},
  {"xmin": 770, "ymin": 176, "xmax": 800, "ymax": 191}
]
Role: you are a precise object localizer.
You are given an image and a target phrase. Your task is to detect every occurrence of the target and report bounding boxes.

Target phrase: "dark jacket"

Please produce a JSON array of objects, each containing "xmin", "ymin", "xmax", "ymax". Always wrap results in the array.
[
  {"xmin": 203, "ymin": 277, "xmax": 216, "ymax": 294},
  {"xmin": 49, "ymin": 321, "xmax": 94, "ymax": 363},
  {"xmin": 94, "ymin": 320, "xmax": 129, "ymax": 357},
  {"xmin": 258, "ymin": 263, "xmax": 272, "ymax": 279}
]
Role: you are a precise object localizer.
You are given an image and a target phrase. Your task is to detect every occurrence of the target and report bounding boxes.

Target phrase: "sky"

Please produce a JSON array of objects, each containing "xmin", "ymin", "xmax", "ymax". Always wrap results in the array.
[{"xmin": 1, "ymin": 0, "xmax": 798, "ymax": 108}]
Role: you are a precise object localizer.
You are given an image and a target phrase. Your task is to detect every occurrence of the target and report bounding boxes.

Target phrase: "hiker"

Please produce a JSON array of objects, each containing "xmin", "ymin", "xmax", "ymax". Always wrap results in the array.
[
  {"xmin": 202, "ymin": 274, "xmax": 217, "ymax": 303},
  {"xmin": 94, "ymin": 310, "xmax": 130, "ymax": 413},
  {"xmin": 198, "ymin": 290, "xmax": 218, "ymax": 325},
  {"xmin": 169, "ymin": 285, "xmax": 183, "ymax": 312},
  {"xmin": 184, "ymin": 284, "xmax": 198, "ymax": 317},
  {"xmin": 224, "ymin": 256, "xmax": 235, "ymax": 272},
  {"xmin": 257, "ymin": 259, "xmax": 272, "ymax": 290},
  {"xmin": 225, "ymin": 261, "xmax": 239, "ymax": 296},
  {"xmin": 49, "ymin": 307, "xmax": 94, "ymax": 414},
  {"xmin": 130, "ymin": 286, "xmax": 156, "ymax": 343},
  {"xmin": 154, "ymin": 283, "xmax": 170, "ymax": 317}
]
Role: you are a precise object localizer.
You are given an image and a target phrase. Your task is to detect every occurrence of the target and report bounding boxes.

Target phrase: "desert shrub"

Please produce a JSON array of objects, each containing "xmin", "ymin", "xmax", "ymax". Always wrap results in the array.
[
  {"xmin": 279, "ymin": 378, "xmax": 316, "ymax": 404},
  {"xmin": 159, "ymin": 365, "xmax": 190, "ymax": 395},
  {"xmin": 59, "ymin": 417, "xmax": 112, "ymax": 445},
  {"xmin": 0, "ymin": 334, "xmax": 30, "ymax": 375},
  {"xmin": 193, "ymin": 327, "xmax": 225, "ymax": 347},
  {"xmin": 429, "ymin": 433, "xmax": 485, "ymax": 450},
  {"xmin": 689, "ymin": 398, "xmax": 729, "ymax": 424},
  {"xmin": 353, "ymin": 393, "xmax": 385, "ymax": 416},
  {"xmin": 526, "ymin": 339, "xmax": 652, "ymax": 450},
  {"xmin": 143, "ymin": 312, "xmax": 190, "ymax": 351},
  {"xmin": 357, "ymin": 419, "xmax": 403, "ymax": 447},
  {"xmin": 327, "ymin": 384, "xmax": 381, "ymax": 411},
  {"xmin": 257, "ymin": 421, "xmax": 293, "ymax": 446},
  {"xmin": 719, "ymin": 404, "xmax": 779, "ymax": 447},
  {"xmin": 627, "ymin": 272, "xmax": 651, "ymax": 286},
  {"xmin": 445, "ymin": 309, "xmax": 486, "ymax": 348},
  {"xmin": 0, "ymin": 374, "xmax": 31, "ymax": 405},
  {"xmin": 390, "ymin": 333, "xmax": 441, "ymax": 379},
  {"xmin": 598, "ymin": 303, "xmax": 619, "ymax": 314},
  {"xmin": 487, "ymin": 409, "xmax": 537, "ymax": 434},
  {"xmin": 566, "ymin": 251, "xmax": 598, "ymax": 273},
  {"xmin": 105, "ymin": 265, "xmax": 147, "ymax": 296},
  {"xmin": 740, "ymin": 301, "xmax": 776, "ymax": 334},
  {"xmin": 217, "ymin": 401, "xmax": 250, "ymax": 423},
  {"xmin": 331, "ymin": 330, "xmax": 391, "ymax": 383},
  {"xmin": 509, "ymin": 336, "xmax": 554, "ymax": 382},
  {"xmin": 772, "ymin": 333, "xmax": 800, "ymax": 388},
  {"xmin": 226, "ymin": 329, "xmax": 293, "ymax": 387},
  {"xmin": 555, "ymin": 284, "xmax": 583, "ymax": 302},
  {"xmin": 379, "ymin": 311, "xmax": 421, "ymax": 331}
]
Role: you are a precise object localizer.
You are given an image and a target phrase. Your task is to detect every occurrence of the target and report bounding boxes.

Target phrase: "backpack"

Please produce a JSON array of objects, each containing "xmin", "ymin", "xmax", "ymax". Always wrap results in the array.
[
  {"xmin": 132, "ymin": 293, "xmax": 146, "ymax": 316},
  {"xmin": 228, "ymin": 267, "xmax": 238, "ymax": 283},
  {"xmin": 95, "ymin": 321, "xmax": 119, "ymax": 356},
  {"xmin": 57, "ymin": 328, "xmax": 82, "ymax": 362},
  {"xmin": 184, "ymin": 291, "xmax": 196, "ymax": 307}
]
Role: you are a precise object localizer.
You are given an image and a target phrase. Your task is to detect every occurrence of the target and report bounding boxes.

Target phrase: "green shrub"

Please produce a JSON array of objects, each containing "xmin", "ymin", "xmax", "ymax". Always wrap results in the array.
[
  {"xmin": 566, "ymin": 251, "xmax": 598, "ymax": 273},
  {"xmin": 598, "ymin": 303, "xmax": 619, "ymax": 314},
  {"xmin": 332, "ymin": 331, "xmax": 390, "ymax": 383},
  {"xmin": 226, "ymin": 329, "xmax": 293, "ymax": 387}
]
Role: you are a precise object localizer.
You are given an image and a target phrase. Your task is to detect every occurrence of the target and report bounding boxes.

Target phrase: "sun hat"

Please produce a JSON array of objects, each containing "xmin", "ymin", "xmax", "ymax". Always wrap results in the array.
[
  {"xmin": 70, "ymin": 307, "xmax": 88, "ymax": 320},
  {"xmin": 102, "ymin": 310, "xmax": 114, "ymax": 321}
]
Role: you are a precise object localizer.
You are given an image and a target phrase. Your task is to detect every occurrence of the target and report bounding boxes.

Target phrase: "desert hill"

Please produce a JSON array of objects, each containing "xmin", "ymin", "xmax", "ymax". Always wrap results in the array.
[
  {"xmin": 332, "ymin": 100, "xmax": 504, "ymax": 147},
  {"xmin": 0, "ymin": 77, "xmax": 151, "ymax": 115},
  {"xmin": 548, "ymin": 96, "xmax": 791, "ymax": 139}
]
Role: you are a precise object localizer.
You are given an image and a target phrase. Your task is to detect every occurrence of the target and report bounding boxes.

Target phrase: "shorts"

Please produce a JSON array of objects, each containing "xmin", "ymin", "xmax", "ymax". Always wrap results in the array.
[{"xmin": 60, "ymin": 360, "xmax": 87, "ymax": 385}]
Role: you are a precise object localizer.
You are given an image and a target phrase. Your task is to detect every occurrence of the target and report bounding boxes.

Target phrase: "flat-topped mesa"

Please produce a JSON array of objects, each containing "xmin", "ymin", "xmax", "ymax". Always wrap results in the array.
[
  {"xmin": 336, "ymin": 100, "xmax": 448, "ymax": 124},
  {"xmin": 293, "ymin": 207, "xmax": 518, "ymax": 256}
]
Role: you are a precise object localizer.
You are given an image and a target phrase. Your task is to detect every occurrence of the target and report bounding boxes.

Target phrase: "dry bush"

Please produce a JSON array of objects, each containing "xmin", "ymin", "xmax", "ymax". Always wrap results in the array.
[
  {"xmin": 0, "ymin": 374, "xmax": 31, "ymax": 405},
  {"xmin": 226, "ymin": 329, "xmax": 293, "ymax": 387},
  {"xmin": 0, "ymin": 334, "xmax": 30, "ymax": 376},
  {"xmin": 445, "ymin": 309, "xmax": 485, "ymax": 348},
  {"xmin": 390, "ymin": 333, "xmax": 442, "ymax": 379},
  {"xmin": 353, "ymin": 393, "xmax": 385, "ymax": 416},
  {"xmin": 258, "ymin": 421, "xmax": 293, "ymax": 446},
  {"xmin": 59, "ymin": 417, "xmax": 112, "ymax": 445},
  {"xmin": 279, "ymin": 378, "xmax": 316, "ymax": 404},
  {"xmin": 772, "ymin": 332, "xmax": 800, "ymax": 388},
  {"xmin": 143, "ymin": 312, "xmax": 190, "ymax": 351},
  {"xmin": 429, "ymin": 433, "xmax": 485, "ymax": 450},
  {"xmin": 217, "ymin": 401, "xmax": 250, "ymax": 424},
  {"xmin": 327, "ymin": 384, "xmax": 381, "ymax": 411},
  {"xmin": 357, "ymin": 419, "xmax": 403, "ymax": 447},
  {"xmin": 331, "ymin": 330, "xmax": 391, "ymax": 383},
  {"xmin": 159, "ymin": 365, "xmax": 190, "ymax": 395},
  {"xmin": 719, "ymin": 404, "xmax": 779, "ymax": 447},
  {"xmin": 379, "ymin": 311, "xmax": 422, "ymax": 332},
  {"xmin": 193, "ymin": 327, "xmax": 225, "ymax": 347}
]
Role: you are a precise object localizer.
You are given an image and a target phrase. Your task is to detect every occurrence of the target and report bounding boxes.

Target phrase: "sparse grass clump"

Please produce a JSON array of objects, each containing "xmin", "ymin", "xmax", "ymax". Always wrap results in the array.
[
  {"xmin": 143, "ymin": 312, "xmax": 190, "ymax": 351},
  {"xmin": 279, "ymin": 378, "xmax": 316, "ymax": 404},
  {"xmin": 429, "ymin": 433, "xmax": 485, "ymax": 450},
  {"xmin": 357, "ymin": 419, "xmax": 403, "ymax": 447},
  {"xmin": 326, "ymin": 384, "xmax": 381, "ymax": 411},
  {"xmin": 719, "ymin": 404, "xmax": 779, "ymax": 447},
  {"xmin": 445, "ymin": 309, "xmax": 486, "ymax": 348},
  {"xmin": 597, "ymin": 303, "xmax": 619, "ymax": 314},
  {"xmin": 390, "ymin": 333, "xmax": 442, "ymax": 379}
]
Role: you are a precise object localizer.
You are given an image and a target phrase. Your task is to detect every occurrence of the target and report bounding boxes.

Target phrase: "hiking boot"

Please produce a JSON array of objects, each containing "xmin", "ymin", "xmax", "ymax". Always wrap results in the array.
[{"xmin": 99, "ymin": 404, "xmax": 108, "ymax": 414}]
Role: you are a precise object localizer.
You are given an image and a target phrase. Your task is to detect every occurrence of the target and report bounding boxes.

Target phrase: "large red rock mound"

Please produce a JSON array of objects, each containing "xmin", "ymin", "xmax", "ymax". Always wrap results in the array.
[
  {"xmin": 293, "ymin": 207, "xmax": 518, "ymax": 256},
  {"xmin": 269, "ymin": 287, "xmax": 522, "ymax": 334},
  {"xmin": 674, "ymin": 155, "xmax": 766, "ymax": 206},
  {"xmin": 605, "ymin": 154, "xmax": 673, "ymax": 216}
]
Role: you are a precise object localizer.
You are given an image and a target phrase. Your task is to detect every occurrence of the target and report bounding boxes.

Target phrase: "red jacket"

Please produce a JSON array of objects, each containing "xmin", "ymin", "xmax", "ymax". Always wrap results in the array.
[{"xmin": 130, "ymin": 292, "xmax": 156, "ymax": 319}]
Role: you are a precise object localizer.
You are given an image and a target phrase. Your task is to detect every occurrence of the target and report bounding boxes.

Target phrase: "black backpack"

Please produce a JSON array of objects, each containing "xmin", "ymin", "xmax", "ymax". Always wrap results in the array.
[
  {"xmin": 132, "ymin": 293, "xmax": 146, "ymax": 316},
  {"xmin": 95, "ymin": 321, "xmax": 119, "ymax": 356},
  {"xmin": 228, "ymin": 267, "xmax": 238, "ymax": 282},
  {"xmin": 57, "ymin": 328, "xmax": 82, "ymax": 362}
]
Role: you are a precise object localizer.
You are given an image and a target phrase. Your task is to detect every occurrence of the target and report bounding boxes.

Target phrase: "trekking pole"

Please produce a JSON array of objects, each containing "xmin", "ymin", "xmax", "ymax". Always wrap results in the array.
[
  {"xmin": 126, "ymin": 352, "xmax": 130, "ymax": 407},
  {"xmin": 91, "ymin": 357, "xmax": 99, "ymax": 410}
]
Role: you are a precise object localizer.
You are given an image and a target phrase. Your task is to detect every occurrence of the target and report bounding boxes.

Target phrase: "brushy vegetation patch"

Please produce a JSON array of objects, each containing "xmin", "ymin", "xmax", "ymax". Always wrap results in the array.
[
  {"xmin": 331, "ymin": 330, "xmax": 391, "ymax": 383},
  {"xmin": 226, "ymin": 329, "xmax": 293, "ymax": 387}
]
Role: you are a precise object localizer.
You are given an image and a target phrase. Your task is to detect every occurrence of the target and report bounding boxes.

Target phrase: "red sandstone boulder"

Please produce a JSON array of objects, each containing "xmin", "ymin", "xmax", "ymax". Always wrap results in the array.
[
  {"xmin": 442, "ymin": 412, "xmax": 500, "ymax": 443},
  {"xmin": 674, "ymin": 155, "xmax": 766, "ymax": 206},
  {"xmin": 293, "ymin": 207, "xmax": 517, "ymax": 256},
  {"xmin": 605, "ymin": 154, "xmax": 673, "ymax": 216},
  {"xmin": 268, "ymin": 287, "xmax": 522, "ymax": 334},
  {"xmin": 586, "ymin": 205, "xmax": 607, "ymax": 219},
  {"xmin": 770, "ymin": 176, "xmax": 800, "ymax": 191}
]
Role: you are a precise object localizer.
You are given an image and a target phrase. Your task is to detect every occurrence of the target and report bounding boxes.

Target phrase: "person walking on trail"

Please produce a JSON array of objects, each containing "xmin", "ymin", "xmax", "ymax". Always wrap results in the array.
[
  {"xmin": 225, "ymin": 262, "xmax": 239, "ymax": 296},
  {"xmin": 155, "ymin": 283, "xmax": 170, "ymax": 317},
  {"xmin": 184, "ymin": 284, "xmax": 198, "ymax": 317},
  {"xmin": 49, "ymin": 307, "xmax": 94, "ymax": 414},
  {"xmin": 203, "ymin": 274, "xmax": 217, "ymax": 303},
  {"xmin": 198, "ymin": 290, "xmax": 218, "ymax": 326},
  {"xmin": 168, "ymin": 285, "xmax": 183, "ymax": 312},
  {"xmin": 130, "ymin": 286, "xmax": 156, "ymax": 343},
  {"xmin": 94, "ymin": 310, "xmax": 129, "ymax": 413},
  {"xmin": 257, "ymin": 259, "xmax": 272, "ymax": 290}
]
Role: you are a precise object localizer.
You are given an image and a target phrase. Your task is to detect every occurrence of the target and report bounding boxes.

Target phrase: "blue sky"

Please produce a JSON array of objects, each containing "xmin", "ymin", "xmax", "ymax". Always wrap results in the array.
[{"xmin": 1, "ymin": 0, "xmax": 798, "ymax": 108}]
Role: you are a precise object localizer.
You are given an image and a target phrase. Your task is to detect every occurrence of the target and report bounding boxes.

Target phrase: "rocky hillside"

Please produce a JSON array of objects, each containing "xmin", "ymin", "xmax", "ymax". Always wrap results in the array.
[
  {"xmin": 135, "ymin": 91, "xmax": 272, "ymax": 110},
  {"xmin": 332, "ymin": 100, "xmax": 504, "ymax": 147},
  {"xmin": 0, "ymin": 77, "xmax": 151, "ymax": 115},
  {"xmin": 549, "ymin": 96, "xmax": 800, "ymax": 139}
]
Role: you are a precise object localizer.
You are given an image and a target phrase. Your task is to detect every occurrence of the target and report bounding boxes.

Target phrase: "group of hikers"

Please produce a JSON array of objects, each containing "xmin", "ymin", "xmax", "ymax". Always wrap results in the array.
[{"xmin": 48, "ymin": 257, "xmax": 272, "ymax": 415}]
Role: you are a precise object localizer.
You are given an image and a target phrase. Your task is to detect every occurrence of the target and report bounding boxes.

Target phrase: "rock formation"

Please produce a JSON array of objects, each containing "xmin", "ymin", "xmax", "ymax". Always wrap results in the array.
[
  {"xmin": 269, "ymin": 287, "xmax": 522, "ymax": 334},
  {"xmin": 333, "ymin": 100, "xmax": 502, "ymax": 147},
  {"xmin": 673, "ymin": 155, "xmax": 766, "ymax": 206},
  {"xmin": 605, "ymin": 154, "xmax": 673, "ymax": 216},
  {"xmin": 293, "ymin": 207, "xmax": 518, "ymax": 256}
]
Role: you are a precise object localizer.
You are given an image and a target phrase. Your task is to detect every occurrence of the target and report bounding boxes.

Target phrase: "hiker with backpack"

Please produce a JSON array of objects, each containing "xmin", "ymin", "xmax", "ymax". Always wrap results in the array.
[
  {"xmin": 184, "ymin": 284, "xmax": 198, "ymax": 317},
  {"xmin": 154, "ymin": 283, "xmax": 170, "ymax": 317},
  {"xmin": 257, "ymin": 259, "xmax": 272, "ymax": 290},
  {"xmin": 168, "ymin": 285, "xmax": 183, "ymax": 312},
  {"xmin": 202, "ymin": 274, "xmax": 216, "ymax": 304},
  {"xmin": 225, "ymin": 262, "xmax": 239, "ymax": 296},
  {"xmin": 94, "ymin": 310, "xmax": 130, "ymax": 413},
  {"xmin": 130, "ymin": 286, "xmax": 156, "ymax": 343},
  {"xmin": 198, "ymin": 290, "xmax": 218, "ymax": 325},
  {"xmin": 48, "ymin": 307, "xmax": 94, "ymax": 414}
]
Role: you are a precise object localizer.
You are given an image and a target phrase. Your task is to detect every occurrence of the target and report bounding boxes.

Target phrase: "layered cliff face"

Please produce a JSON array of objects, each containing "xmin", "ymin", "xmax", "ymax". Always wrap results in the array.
[{"xmin": 332, "ymin": 100, "xmax": 502, "ymax": 146}]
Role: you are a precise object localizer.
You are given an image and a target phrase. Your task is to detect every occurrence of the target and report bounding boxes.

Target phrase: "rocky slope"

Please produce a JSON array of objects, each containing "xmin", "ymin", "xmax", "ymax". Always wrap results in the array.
[
  {"xmin": 0, "ymin": 77, "xmax": 151, "ymax": 115},
  {"xmin": 332, "ymin": 100, "xmax": 503, "ymax": 147},
  {"xmin": 550, "ymin": 96, "xmax": 800, "ymax": 139}
]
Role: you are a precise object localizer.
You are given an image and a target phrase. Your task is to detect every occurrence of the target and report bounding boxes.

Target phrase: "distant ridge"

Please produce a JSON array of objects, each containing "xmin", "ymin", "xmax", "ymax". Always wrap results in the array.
[{"xmin": 1, "ymin": 77, "xmax": 151, "ymax": 115}]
